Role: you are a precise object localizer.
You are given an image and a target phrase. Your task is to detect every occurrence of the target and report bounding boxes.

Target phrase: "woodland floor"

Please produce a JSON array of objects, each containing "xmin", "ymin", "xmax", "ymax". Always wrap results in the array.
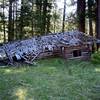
[{"xmin": 0, "ymin": 58, "xmax": 100, "ymax": 100}]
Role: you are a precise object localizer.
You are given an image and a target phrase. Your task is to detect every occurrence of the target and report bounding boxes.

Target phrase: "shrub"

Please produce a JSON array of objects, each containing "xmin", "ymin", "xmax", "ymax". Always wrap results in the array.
[{"xmin": 91, "ymin": 51, "xmax": 100, "ymax": 64}]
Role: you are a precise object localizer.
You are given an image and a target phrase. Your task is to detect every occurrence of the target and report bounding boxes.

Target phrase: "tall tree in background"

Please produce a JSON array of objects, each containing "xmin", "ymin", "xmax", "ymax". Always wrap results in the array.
[
  {"xmin": 62, "ymin": 0, "xmax": 66, "ymax": 32},
  {"xmin": 42, "ymin": 0, "xmax": 47, "ymax": 34},
  {"xmin": 77, "ymin": 0, "xmax": 86, "ymax": 33},
  {"xmin": 3, "ymin": 0, "xmax": 6, "ymax": 42},
  {"xmin": 19, "ymin": 0, "xmax": 24, "ymax": 39},
  {"xmin": 15, "ymin": 0, "xmax": 18, "ymax": 39},
  {"xmin": 96, "ymin": 0, "xmax": 100, "ymax": 39},
  {"xmin": 35, "ymin": 0, "xmax": 43, "ymax": 34},
  {"xmin": 0, "ymin": 0, "xmax": 55, "ymax": 42},
  {"xmin": 35, "ymin": 0, "xmax": 53, "ymax": 35},
  {"xmin": 52, "ymin": 4, "xmax": 60, "ymax": 33},
  {"xmin": 31, "ymin": 0, "xmax": 34, "ymax": 36},
  {"xmin": 12, "ymin": 1, "xmax": 15, "ymax": 39},
  {"xmin": 19, "ymin": 0, "xmax": 32, "ymax": 39},
  {"xmin": 42, "ymin": 0, "xmax": 52, "ymax": 34},
  {"xmin": 88, "ymin": 0, "xmax": 93, "ymax": 36},
  {"xmin": 46, "ymin": 3, "xmax": 52, "ymax": 33},
  {"xmin": 8, "ymin": 0, "xmax": 14, "ymax": 41},
  {"xmin": 0, "ymin": 0, "xmax": 9, "ymax": 42}
]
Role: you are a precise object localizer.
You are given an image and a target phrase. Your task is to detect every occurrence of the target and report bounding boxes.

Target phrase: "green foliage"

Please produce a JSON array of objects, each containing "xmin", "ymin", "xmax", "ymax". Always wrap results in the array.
[
  {"xmin": 91, "ymin": 51, "xmax": 100, "ymax": 64},
  {"xmin": 65, "ymin": 13, "xmax": 77, "ymax": 31},
  {"xmin": 86, "ymin": 0, "xmax": 96, "ymax": 20},
  {"xmin": 34, "ymin": 0, "xmax": 53, "ymax": 34},
  {"xmin": 0, "ymin": 0, "xmax": 56, "ymax": 41},
  {"xmin": 50, "ymin": 11, "xmax": 61, "ymax": 32}
]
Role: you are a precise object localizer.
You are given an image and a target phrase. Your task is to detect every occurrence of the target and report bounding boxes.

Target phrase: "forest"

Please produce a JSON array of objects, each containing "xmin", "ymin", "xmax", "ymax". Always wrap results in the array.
[
  {"xmin": 0, "ymin": 0, "xmax": 100, "ymax": 100},
  {"xmin": 0, "ymin": 0, "xmax": 99, "ymax": 42}
]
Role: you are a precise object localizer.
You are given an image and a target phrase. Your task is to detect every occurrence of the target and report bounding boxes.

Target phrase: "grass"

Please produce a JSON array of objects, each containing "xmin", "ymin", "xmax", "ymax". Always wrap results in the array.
[{"xmin": 0, "ymin": 58, "xmax": 100, "ymax": 100}]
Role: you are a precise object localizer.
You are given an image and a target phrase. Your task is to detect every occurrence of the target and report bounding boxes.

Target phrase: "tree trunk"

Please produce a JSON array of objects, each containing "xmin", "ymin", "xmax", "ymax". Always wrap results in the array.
[
  {"xmin": 3, "ymin": 0, "xmax": 6, "ymax": 42},
  {"xmin": 43, "ymin": 0, "xmax": 47, "ymax": 35},
  {"xmin": 62, "ymin": 0, "xmax": 66, "ymax": 32},
  {"xmin": 31, "ymin": 0, "xmax": 34, "ymax": 36},
  {"xmin": 89, "ymin": 17, "xmax": 93, "ymax": 35},
  {"xmin": 88, "ymin": 0, "xmax": 93, "ymax": 36},
  {"xmin": 13, "ymin": 2, "xmax": 15, "ymax": 39},
  {"xmin": 19, "ymin": 0, "xmax": 24, "ymax": 39},
  {"xmin": 96, "ymin": 0, "xmax": 100, "ymax": 39},
  {"xmin": 77, "ymin": 0, "xmax": 86, "ymax": 33},
  {"xmin": 36, "ymin": 0, "xmax": 42, "ymax": 34},
  {"xmin": 47, "ymin": 3, "xmax": 51, "ymax": 33},
  {"xmin": 47, "ymin": 15, "xmax": 50, "ymax": 33},
  {"xmin": 54, "ymin": 19, "xmax": 56, "ymax": 33},
  {"xmin": 15, "ymin": 0, "xmax": 18, "ymax": 40},
  {"xmin": 8, "ymin": 0, "xmax": 14, "ymax": 41}
]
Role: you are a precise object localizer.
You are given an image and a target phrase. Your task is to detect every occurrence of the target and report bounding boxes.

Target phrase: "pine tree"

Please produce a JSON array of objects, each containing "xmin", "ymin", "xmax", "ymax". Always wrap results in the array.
[
  {"xmin": 8, "ymin": 0, "xmax": 14, "ymax": 41},
  {"xmin": 62, "ymin": 0, "xmax": 66, "ymax": 32},
  {"xmin": 96, "ymin": 0, "xmax": 100, "ymax": 39},
  {"xmin": 88, "ymin": 0, "xmax": 94, "ymax": 36},
  {"xmin": 77, "ymin": 0, "xmax": 86, "ymax": 33}
]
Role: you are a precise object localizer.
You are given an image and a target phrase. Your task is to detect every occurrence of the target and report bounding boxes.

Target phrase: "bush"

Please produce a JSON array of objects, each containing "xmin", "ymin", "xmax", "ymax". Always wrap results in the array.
[{"xmin": 91, "ymin": 51, "xmax": 100, "ymax": 64}]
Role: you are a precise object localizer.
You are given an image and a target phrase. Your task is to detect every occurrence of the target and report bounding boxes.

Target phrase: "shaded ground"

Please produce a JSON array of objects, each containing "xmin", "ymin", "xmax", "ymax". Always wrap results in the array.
[{"xmin": 0, "ymin": 58, "xmax": 100, "ymax": 100}]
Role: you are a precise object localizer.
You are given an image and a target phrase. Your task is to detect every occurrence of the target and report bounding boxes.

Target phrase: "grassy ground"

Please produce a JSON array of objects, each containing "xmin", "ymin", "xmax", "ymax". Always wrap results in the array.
[{"xmin": 0, "ymin": 58, "xmax": 100, "ymax": 100}]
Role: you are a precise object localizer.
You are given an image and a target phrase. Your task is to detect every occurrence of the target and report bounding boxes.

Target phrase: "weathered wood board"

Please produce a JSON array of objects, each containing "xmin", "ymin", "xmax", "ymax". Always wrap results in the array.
[{"xmin": 0, "ymin": 31, "xmax": 96, "ymax": 65}]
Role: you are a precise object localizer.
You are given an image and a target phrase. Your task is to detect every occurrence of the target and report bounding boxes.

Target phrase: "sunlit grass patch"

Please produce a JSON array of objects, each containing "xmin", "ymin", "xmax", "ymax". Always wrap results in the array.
[
  {"xmin": 13, "ymin": 87, "xmax": 27, "ymax": 100},
  {"xmin": 95, "ymin": 68, "xmax": 100, "ymax": 72}
]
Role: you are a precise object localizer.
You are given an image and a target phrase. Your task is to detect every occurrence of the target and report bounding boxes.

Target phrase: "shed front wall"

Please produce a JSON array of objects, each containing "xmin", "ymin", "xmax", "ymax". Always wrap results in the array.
[{"xmin": 62, "ymin": 45, "xmax": 91, "ymax": 60}]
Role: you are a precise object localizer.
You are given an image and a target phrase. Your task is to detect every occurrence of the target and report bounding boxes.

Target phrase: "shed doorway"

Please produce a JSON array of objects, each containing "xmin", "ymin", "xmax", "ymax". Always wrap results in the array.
[{"xmin": 73, "ymin": 50, "xmax": 81, "ymax": 57}]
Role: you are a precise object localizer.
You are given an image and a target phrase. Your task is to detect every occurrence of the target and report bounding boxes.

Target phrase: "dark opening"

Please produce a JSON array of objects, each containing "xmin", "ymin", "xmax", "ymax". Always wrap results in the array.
[
  {"xmin": 45, "ymin": 47, "xmax": 49, "ymax": 51},
  {"xmin": 73, "ymin": 50, "xmax": 81, "ymax": 57}
]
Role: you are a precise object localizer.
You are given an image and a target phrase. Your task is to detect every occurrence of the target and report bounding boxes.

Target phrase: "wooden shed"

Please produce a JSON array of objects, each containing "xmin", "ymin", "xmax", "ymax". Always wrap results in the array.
[{"xmin": 0, "ymin": 31, "xmax": 97, "ymax": 64}]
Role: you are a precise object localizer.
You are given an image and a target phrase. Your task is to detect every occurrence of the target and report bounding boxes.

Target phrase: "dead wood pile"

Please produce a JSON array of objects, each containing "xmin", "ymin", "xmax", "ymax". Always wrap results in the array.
[{"xmin": 0, "ymin": 31, "xmax": 95, "ymax": 65}]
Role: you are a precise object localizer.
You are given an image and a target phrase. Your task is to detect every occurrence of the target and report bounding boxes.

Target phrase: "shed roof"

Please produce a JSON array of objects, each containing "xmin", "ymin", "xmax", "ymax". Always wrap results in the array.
[
  {"xmin": 0, "ymin": 30, "xmax": 96, "ymax": 62},
  {"xmin": 39, "ymin": 30, "xmax": 95, "ymax": 46}
]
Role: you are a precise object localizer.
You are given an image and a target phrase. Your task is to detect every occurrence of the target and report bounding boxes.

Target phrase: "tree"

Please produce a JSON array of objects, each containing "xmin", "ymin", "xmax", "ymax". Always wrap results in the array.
[
  {"xmin": 0, "ymin": 0, "xmax": 55, "ymax": 42},
  {"xmin": 62, "ymin": 0, "xmax": 66, "ymax": 32},
  {"xmin": 15, "ymin": 0, "xmax": 18, "ymax": 39},
  {"xmin": 52, "ymin": 11, "xmax": 60, "ymax": 32},
  {"xmin": 35, "ymin": 0, "xmax": 53, "ymax": 35},
  {"xmin": 35, "ymin": 0, "xmax": 43, "ymax": 35},
  {"xmin": 46, "ymin": 3, "xmax": 52, "ymax": 33},
  {"xmin": 42, "ymin": 0, "xmax": 47, "ymax": 34},
  {"xmin": 3, "ymin": 0, "xmax": 6, "ymax": 42},
  {"xmin": 96, "ymin": 0, "xmax": 100, "ymax": 39},
  {"xmin": 19, "ymin": 0, "xmax": 24, "ymax": 39},
  {"xmin": 0, "ymin": 0, "xmax": 8, "ymax": 42},
  {"xmin": 8, "ymin": 0, "xmax": 13, "ymax": 41},
  {"xmin": 19, "ymin": 0, "xmax": 32, "ymax": 39},
  {"xmin": 77, "ymin": 0, "xmax": 86, "ymax": 33},
  {"xmin": 31, "ymin": 0, "xmax": 34, "ymax": 36},
  {"xmin": 88, "ymin": 0, "xmax": 94, "ymax": 36}
]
